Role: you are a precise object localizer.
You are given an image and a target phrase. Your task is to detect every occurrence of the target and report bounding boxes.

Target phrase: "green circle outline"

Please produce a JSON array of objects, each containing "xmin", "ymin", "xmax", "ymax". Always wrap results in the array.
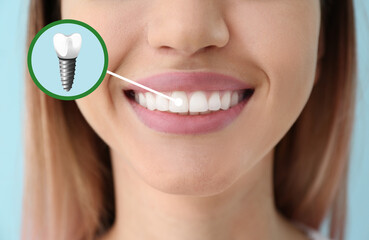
[{"xmin": 27, "ymin": 19, "xmax": 108, "ymax": 101}]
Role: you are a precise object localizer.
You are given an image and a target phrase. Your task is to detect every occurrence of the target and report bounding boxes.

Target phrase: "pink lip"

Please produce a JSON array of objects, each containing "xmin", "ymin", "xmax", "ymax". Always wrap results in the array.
[
  {"xmin": 122, "ymin": 72, "xmax": 254, "ymax": 134},
  {"xmin": 129, "ymin": 99, "xmax": 250, "ymax": 134},
  {"xmin": 124, "ymin": 71, "xmax": 253, "ymax": 92}
]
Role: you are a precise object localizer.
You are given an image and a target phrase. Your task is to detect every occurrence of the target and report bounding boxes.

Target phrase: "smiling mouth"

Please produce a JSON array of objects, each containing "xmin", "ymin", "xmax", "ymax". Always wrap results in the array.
[
  {"xmin": 120, "ymin": 71, "xmax": 255, "ymax": 134},
  {"xmin": 124, "ymin": 89, "xmax": 254, "ymax": 115}
]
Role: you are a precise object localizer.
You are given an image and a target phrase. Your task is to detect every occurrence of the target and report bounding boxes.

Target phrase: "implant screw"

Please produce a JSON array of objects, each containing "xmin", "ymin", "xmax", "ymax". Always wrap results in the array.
[{"xmin": 58, "ymin": 57, "xmax": 76, "ymax": 92}]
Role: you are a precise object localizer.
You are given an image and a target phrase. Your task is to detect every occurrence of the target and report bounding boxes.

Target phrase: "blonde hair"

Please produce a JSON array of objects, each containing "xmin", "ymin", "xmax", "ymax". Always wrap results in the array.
[{"xmin": 22, "ymin": 0, "xmax": 357, "ymax": 239}]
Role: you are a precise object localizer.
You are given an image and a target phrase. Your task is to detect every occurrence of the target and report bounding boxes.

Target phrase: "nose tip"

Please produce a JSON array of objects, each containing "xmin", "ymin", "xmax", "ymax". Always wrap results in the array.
[{"xmin": 147, "ymin": 1, "xmax": 229, "ymax": 56}]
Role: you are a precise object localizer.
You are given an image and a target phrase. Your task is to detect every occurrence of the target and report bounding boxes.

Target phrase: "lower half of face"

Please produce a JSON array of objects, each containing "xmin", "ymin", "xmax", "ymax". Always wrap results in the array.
[{"xmin": 63, "ymin": 0, "xmax": 321, "ymax": 196}]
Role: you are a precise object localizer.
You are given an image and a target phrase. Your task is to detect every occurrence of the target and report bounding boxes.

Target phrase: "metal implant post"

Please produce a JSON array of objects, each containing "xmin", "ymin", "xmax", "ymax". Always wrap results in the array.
[
  {"xmin": 58, "ymin": 57, "xmax": 76, "ymax": 92},
  {"xmin": 53, "ymin": 33, "xmax": 82, "ymax": 92}
]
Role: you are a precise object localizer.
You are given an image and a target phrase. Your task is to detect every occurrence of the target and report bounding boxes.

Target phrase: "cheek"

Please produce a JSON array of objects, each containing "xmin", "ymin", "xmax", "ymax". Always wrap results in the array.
[
  {"xmin": 228, "ymin": 1, "xmax": 320, "ymax": 136},
  {"xmin": 230, "ymin": 2, "xmax": 320, "ymax": 88},
  {"xmin": 74, "ymin": 83, "xmax": 117, "ymax": 143},
  {"xmin": 61, "ymin": 0, "xmax": 147, "ymax": 72}
]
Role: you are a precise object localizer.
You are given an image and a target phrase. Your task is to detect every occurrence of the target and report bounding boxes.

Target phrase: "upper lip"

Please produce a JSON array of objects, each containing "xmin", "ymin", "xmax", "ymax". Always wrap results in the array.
[{"xmin": 120, "ymin": 71, "xmax": 254, "ymax": 92}]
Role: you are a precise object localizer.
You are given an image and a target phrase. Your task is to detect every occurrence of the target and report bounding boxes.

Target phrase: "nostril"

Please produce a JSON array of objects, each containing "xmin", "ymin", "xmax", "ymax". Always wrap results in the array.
[{"xmin": 158, "ymin": 46, "xmax": 177, "ymax": 55}]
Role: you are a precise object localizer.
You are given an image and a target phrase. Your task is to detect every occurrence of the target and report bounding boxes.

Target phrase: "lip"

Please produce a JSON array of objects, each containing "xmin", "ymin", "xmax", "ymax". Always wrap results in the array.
[
  {"xmin": 121, "ymin": 71, "xmax": 254, "ymax": 134},
  {"xmin": 122, "ymin": 71, "xmax": 254, "ymax": 92}
]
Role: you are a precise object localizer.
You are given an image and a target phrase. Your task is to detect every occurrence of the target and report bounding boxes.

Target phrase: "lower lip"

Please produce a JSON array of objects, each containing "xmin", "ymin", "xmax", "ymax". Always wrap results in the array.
[{"xmin": 125, "ymin": 94, "xmax": 251, "ymax": 135}]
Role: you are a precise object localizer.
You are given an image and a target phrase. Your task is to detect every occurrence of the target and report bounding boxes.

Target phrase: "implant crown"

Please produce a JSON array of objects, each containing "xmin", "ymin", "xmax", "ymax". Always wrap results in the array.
[{"xmin": 53, "ymin": 33, "xmax": 82, "ymax": 59}]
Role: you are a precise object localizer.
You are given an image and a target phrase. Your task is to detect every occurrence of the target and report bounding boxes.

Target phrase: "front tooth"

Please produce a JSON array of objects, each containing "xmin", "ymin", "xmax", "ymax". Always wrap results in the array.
[
  {"xmin": 156, "ymin": 94, "xmax": 169, "ymax": 111},
  {"xmin": 145, "ymin": 92, "xmax": 156, "ymax": 110},
  {"xmin": 189, "ymin": 91, "xmax": 208, "ymax": 113},
  {"xmin": 208, "ymin": 92, "xmax": 221, "ymax": 111},
  {"xmin": 230, "ymin": 92, "xmax": 239, "ymax": 107},
  {"xmin": 169, "ymin": 91, "xmax": 188, "ymax": 113},
  {"xmin": 138, "ymin": 93, "xmax": 147, "ymax": 107},
  {"xmin": 221, "ymin": 91, "xmax": 231, "ymax": 110}
]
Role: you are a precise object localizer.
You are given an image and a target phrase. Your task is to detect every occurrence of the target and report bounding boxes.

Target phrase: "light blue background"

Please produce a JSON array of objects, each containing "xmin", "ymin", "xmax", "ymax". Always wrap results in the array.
[
  {"xmin": 31, "ymin": 23, "xmax": 105, "ymax": 97},
  {"xmin": 0, "ymin": 1, "xmax": 368, "ymax": 240}
]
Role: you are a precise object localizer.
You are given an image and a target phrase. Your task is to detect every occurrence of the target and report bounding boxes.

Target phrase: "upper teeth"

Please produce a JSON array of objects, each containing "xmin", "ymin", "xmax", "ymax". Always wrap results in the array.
[
  {"xmin": 134, "ymin": 90, "xmax": 244, "ymax": 115},
  {"xmin": 53, "ymin": 33, "xmax": 82, "ymax": 59}
]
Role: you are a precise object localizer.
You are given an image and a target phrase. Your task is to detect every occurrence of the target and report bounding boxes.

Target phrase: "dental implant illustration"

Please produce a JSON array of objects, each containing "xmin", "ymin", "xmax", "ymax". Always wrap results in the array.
[{"xmin": 53, "ymin": 33, "xmax": 82, "ymax": 92}]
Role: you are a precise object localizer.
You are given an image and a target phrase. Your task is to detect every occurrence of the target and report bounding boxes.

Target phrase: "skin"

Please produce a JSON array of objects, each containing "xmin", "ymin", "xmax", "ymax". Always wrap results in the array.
[{"xmin": 62, "ymin": 0, "xmax": 321, "ymax": 239}]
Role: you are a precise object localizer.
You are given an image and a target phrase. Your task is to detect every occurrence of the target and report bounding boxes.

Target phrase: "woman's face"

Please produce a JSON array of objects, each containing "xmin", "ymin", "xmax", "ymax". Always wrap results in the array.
[{"xmin": 63, "ymin": 0, "xmax": 321, "ymax": 195}]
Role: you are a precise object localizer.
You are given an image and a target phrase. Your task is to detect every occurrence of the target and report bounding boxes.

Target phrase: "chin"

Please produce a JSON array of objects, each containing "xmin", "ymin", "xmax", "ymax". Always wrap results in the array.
[{"xmin": 132, "ymin": 153, "xmax": 242, "ymax": 197}]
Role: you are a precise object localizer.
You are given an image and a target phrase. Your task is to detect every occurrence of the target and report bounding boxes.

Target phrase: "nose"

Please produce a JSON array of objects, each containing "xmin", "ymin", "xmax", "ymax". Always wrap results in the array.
[{"xmin": 147, "ymin": 0, "xmax": 230, "ymax": 56}]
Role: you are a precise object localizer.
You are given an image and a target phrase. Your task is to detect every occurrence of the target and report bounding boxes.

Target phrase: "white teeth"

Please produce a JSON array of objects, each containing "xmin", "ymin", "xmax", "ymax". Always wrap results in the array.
[
  {"xmin": 208, "ymin": 92, "xmax": 221, "ymax": 111},
  {"xmin": 135, "ymin": 92, "xmax": 139, "ymax": 103},
  {"xmin": 169, "ymin": 91, "xmax": 189, "ymax": 113},
  {"xmin": 138, "ymin": 93, "xmax": 147, "ymax": 107},
  {"xmin": 221, "ymin": 91, "xmax": 231, "ymax": 110},
  {"xmin": 53, "ymin": 33, "xmax": 82, "ymax": 59},
  {"xmin": 189, "ymin": 91, "xmax": 208, "ymax": 113},
  {"xmin": 156, "ymin": 94, "xmax": 169, "ymax": 111},
  {"xmin": 145, "ymin": 92, "xmax": 156, "ymax": 110},
  {"xmin": 231, "ymin": 92, "xmax": 239, "ymax": 107},
  {"xmin": 132, "ymin": 89, "xmax": 247, "ymax": 115}
]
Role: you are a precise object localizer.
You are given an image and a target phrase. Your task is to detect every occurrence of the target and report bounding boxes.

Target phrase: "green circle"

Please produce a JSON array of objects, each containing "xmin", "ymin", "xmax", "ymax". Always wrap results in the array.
[{"xmin": 27, "ymin": 19, "xmax": 109, "ymax": 100}]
